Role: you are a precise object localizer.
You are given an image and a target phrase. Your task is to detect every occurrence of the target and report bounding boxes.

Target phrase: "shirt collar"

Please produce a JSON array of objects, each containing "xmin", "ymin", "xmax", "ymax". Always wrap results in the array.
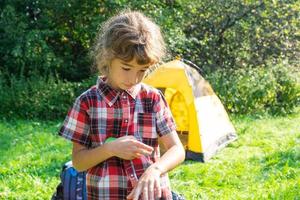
[
  {"xmin": 125, "ymin": 83, "xmax": 141, "ymax": 99},
  {"xmin": 96, "ymin": 76, "xmax": 141, "ymax": 106}
]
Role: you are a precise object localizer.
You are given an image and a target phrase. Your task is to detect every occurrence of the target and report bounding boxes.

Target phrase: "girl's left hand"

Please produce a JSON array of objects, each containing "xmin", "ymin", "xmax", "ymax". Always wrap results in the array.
[{"xmin": 127, "ymin": 165, "xmax": 162, "ymax": 200}]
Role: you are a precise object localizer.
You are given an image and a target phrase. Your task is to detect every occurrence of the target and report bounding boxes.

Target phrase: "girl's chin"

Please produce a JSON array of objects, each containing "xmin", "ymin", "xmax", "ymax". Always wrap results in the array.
[{"xmin": 123, "ymin": 85, "xmax": 134, "ymax": 90}]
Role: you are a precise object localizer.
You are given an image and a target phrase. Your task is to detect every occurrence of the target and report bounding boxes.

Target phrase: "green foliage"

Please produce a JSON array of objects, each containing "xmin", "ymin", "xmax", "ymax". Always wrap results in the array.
[
  {"xmin": 207, "ymin": 61, "xmax": 300, "ymax": 115},
  {"xmin": 0, "ymin": 0, "xmax": 299, "ymax": 119},
  {"xmin": 175, "ymin": 0, "xmax": 300, "ymax": 71},
  {"xmin": 0, "ymin": 73, "xmax": 96, "ymax": 120},
  {"xmin": 0, "ymin": 4, "xmax": 63, "ymax": 80},
  {"xmin": 0, "ymin": 0, "xmax": 102, "ymax": 81},
  {"xmin": 2, "ymin": 0, "xmax": 298, "ymax": 79}
]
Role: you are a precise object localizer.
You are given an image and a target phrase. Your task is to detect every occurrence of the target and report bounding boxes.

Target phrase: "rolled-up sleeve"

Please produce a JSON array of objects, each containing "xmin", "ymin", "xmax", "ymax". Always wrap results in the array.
[
  {"xmin": 58, "ymin": 95, "xmax": 91, "ymax": 147},
  {"xmin": 153, "ymin": 90, "xmax": 177, "ymax": 137}
]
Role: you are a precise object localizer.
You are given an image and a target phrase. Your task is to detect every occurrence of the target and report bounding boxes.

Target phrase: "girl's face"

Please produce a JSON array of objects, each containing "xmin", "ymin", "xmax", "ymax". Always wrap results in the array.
[{"xmin": 106, "ymin": 58, "xmax": 151, "ymax": 90}]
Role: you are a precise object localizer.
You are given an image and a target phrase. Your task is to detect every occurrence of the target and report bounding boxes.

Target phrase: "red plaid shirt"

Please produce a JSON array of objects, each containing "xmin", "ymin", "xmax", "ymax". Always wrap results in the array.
[{"xmin": 59, "ymin": 77, "xmax": 176, "ymax": 200}]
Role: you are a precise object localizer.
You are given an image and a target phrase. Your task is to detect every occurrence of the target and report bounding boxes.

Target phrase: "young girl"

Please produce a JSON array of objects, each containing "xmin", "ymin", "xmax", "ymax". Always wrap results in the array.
[{"xmin": 59, "ymin": 10, "xmax": 185, "ymax": 200}]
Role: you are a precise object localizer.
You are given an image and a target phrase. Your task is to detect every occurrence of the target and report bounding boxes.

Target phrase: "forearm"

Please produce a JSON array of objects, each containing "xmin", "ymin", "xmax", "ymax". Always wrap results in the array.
[
  {"xmin": 153, "ymin": 143, "xmax": 185, "ymax": 174},
  {"xmin": 72, "ymin": 136, "xmax": 154, "ymax": 172},
  {"xmin": 127, "ymin": 136, "xmax": 185, "ymax": 200},
  {"xmin": 72, "ymin": 142, "xmax": 114, "ymax": 172}
]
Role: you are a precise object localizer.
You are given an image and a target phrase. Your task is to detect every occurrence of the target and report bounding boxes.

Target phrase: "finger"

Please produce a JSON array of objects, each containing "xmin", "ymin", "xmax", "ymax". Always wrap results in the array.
[
  {"xmin": 154, "ymin": 179, "xmax": 161, "ymax": 198},
  {"xmin": 124, "ymin": 153, "xmax": 138, "ymax": 160},
  {"xmin": 148, "ymin": 179, "xmax": 155, "ymax": 200},
  {"xmin": 127, "ymin": 188, "xmax": 135, "ymax": 199},
  {"xmin": 131, "ymin": 155, "xmax": 137, "ymax": 160},
  {"xmin": 127, "ymin": 135, "xmax": 137, "ymax": 140},
  {"xmin": 134, "ymin": 148, "xmax": 152, "ymax": 156},
  {"xmin": 134, "ymin": 152, "xmax": 142, "ymax": 158},
  {"xmin": 131, "ymin": 146, "xmax": 143, "ymax": 158},
  {"xmin": 142, "ymin": 182, "xmax": 148, "ymax": 200},
  {"xmin": 130, "ymin": 145, "xmax": 152, "ymax": 157},
  {"xmin": 133, "ymin": 183, "xmax": 143, "ymax": 200},
  {"xmin": 133, "ymin": 140, "xmax": 154, "ymax": 152}
]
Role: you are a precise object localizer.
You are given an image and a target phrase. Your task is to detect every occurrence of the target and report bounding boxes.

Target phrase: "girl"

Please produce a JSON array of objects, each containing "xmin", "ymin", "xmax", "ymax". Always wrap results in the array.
[{"xmin": 59, "ymin": 10, "xmax": 185, "ymax": 200}]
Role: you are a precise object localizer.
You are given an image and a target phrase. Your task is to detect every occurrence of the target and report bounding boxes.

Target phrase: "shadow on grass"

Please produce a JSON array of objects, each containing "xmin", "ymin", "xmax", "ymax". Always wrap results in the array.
[
  {"xmin": 261, "ymin": 148, "xmax": 299, "ymax": 169},
  {"xmin": 250, "ymin": 147, "xmax": 300, "ymax": 181}
]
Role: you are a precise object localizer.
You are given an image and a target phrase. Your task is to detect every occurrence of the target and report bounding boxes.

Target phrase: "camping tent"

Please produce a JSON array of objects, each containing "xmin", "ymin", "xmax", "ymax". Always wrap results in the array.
[{"xmin": 143, "ymin": 60, "xmax": 237, "ymax": 162}]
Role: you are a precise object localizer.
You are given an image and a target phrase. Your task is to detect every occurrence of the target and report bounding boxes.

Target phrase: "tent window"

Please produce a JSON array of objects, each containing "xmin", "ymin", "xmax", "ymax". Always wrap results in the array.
[{"xmin": 166, "ymin": 88, "xmax": 189, "ymax": 150}]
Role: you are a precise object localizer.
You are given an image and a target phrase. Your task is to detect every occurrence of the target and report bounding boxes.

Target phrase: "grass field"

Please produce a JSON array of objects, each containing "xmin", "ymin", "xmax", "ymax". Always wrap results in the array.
[{"xmin": 0, "ymin": 108, "xmax": 299, "ymax": 200}]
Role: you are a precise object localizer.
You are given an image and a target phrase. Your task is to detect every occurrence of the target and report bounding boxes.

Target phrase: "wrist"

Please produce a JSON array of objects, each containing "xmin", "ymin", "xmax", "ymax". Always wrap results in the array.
[
  {"xmin": 103, "ymin": 142, "xmax": 115, "ymax": 157},
  {"xmin": 152, "ymin": 164, "xmax": 164, "ymax": 175}
]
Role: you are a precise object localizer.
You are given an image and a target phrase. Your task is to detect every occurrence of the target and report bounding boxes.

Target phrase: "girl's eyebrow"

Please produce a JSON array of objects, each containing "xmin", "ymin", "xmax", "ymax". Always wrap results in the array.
[
  {"xmin": 121, "ymin": 61, "xmax": 150, "ymax": 69},
  {"xmin": 121, "ymin": 62, "xmax": 133, "ymax": 67}
]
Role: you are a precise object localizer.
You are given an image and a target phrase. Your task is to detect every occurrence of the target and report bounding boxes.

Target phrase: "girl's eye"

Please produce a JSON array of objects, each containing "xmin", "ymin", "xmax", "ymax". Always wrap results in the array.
[
  {"xmin": 122, "ymin": 67, "xmax": 131, "ymax": 71},
  {"xmin": 141, "ymin": 68, "xmax": 149, "ymax": 73}
]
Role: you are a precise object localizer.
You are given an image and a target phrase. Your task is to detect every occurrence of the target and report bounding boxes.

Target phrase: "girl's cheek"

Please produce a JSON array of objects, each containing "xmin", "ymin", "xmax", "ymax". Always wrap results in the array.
[
  {"xmin": 138, "ymin": 72, "xmax": 145, "ymax": 81},
  {"xmin": 120, "ymin": 71, "xmax": 128, "ymax": 79}
]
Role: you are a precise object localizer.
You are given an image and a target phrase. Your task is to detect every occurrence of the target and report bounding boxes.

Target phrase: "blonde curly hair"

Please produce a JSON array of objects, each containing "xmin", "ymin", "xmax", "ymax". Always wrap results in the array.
[{"xmin": 92, "ymin": 10, "xmax": 166, "ymax": 75}]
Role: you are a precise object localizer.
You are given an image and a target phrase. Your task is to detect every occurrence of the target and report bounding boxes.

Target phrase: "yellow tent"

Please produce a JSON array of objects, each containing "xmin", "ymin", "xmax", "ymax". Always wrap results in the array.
[{"xmin": 143, "ymin": 60, "xmax": 237, "ymax": 162}]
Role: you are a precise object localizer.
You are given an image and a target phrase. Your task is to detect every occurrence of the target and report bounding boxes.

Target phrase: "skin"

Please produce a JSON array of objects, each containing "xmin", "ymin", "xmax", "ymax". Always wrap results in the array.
[
  {"xmin": 72, "ymin": 58, "xmax": 185, "ymax": 200},
  {"xmin": 106, "ymin": 58, "xmax": 150, "ymax": 91}
]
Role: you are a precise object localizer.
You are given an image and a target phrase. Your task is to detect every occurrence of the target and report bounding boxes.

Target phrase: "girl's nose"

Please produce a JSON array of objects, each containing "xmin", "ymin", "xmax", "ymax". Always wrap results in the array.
[{"xmin": 129, "ymin": 74, "xmax": 139, "ymax": 85}]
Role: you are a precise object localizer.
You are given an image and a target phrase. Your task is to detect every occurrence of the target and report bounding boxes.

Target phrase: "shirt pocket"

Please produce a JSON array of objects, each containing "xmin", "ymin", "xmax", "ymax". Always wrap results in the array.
[{"xmin": 136, "ymin": 112, "xmax": 158, "ymax": 147}]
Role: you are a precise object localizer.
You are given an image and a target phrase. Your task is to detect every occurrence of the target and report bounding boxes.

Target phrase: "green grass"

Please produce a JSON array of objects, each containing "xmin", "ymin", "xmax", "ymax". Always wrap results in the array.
[
  {"xmin": 170, "ymin": 108, "xmax": 300, "ymax": 200},
  {"xmin": 0, "ymin": 121, "xmax": 71, "ymax": 200},
  {"xmin": 0, "ymin": 108, "xmax": 299, "ymax": 200}
]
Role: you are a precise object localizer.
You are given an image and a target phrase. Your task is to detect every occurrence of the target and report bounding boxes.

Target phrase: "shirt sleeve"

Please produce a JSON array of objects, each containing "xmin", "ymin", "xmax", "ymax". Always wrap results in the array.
[
  {"xmin": 58, "ymin": 94, "xmax": 91, "ymax": 147},
  {"xmin": 153, "ymin": 90, "xmax": 177, "ymax": 137}
]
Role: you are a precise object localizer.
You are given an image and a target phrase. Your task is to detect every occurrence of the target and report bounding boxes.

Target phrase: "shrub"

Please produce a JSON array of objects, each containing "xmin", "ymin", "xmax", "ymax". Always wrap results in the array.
[
  {"xmin": 0, "ymin": 74, "xmax": 96, "ymax": 120},
  {"xmin": 1, "ymin": 1, "xmax": 299, "ymax": 81},
  {"xmin": 207, "ymin": 62, "xmax": 300, "ymax": 115},
  {"xmin": 177, "ymin": 0, "xmax": 300, "ymax": 72},
  {"xmin": 1, "ymin": 1, "xmax": 299, "ymax": 119}
]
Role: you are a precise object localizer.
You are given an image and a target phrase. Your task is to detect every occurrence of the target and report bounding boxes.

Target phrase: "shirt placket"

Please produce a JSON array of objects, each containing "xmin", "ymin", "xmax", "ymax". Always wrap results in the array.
[
  {"xmin": 120, "ymin": 92, "xmax": 130, "ymax": 135},
  {"xmin": 120, "ymin": 92, "xmax": 139, "ymax": 188}
]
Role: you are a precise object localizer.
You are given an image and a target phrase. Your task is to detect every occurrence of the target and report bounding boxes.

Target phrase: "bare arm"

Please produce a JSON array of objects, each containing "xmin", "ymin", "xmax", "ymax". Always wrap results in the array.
[
  {"xmin": 72, "ymin": 135, "xmax": 154, "ymax": 172},
  {"xmin": 72, "ymin": 141, "xmax": 112, "ymax": 172},
  {"xmin": 127, "ymin": 130, "xmax": 185, "ymax": 200},
  {"xmin": 152, "ymin": 130, "xmax": 186, "ymax": 173}
]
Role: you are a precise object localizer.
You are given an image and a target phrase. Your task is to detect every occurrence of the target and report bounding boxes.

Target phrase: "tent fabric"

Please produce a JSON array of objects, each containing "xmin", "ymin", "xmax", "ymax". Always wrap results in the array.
[{"xmin": 143, "ymin": 60, "xmax": 237, "ymax": 162}]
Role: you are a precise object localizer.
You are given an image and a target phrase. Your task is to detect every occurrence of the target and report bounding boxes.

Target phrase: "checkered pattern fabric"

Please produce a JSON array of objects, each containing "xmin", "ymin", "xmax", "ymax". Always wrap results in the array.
[{"xmin": 59, "ymin": 77, "xmax": 176, "ymax": 200}]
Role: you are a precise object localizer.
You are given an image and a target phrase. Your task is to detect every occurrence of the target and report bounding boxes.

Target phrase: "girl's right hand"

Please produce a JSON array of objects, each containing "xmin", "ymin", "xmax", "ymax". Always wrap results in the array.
[{"xmin": 107, "ymin": 136, "xmax": 154, "ymax": 160}]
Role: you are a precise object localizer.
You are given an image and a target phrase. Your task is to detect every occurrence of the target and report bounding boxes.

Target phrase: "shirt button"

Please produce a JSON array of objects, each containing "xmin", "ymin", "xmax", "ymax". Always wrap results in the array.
[
  {"xmin": 122, "ymin": 95, "xmax": 126, "ymax": 99},
  {"xmin": 130, "ymin": 174, "xmax": 134, "ymax": 177},
  {"xmin": 124, "ymin": 119, "xmax": 128, "ymax": 123}
]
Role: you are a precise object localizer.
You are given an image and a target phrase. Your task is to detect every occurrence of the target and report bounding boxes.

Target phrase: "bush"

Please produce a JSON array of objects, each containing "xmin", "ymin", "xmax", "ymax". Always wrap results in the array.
[
  {"xmin": 177, "ymin": 0, "xmax": 300, "ymax": 72},
  {"xmin": 1, "ymin": 1, "xmax": 299, "ymax": 119},
  {"xmin": 0, "ymin": 62, "xmax": 298, "ymax": 120},
  {"xmin": 207, "ymin": 62, "xmax": 300, "ymax": 115},
  {"xmin": 0, "ymin": 74, "xmax": 96, "ymax": 120},
  {"xmin": 1, "ymin": 1, "xmax": 299, "ymax": 81}
]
